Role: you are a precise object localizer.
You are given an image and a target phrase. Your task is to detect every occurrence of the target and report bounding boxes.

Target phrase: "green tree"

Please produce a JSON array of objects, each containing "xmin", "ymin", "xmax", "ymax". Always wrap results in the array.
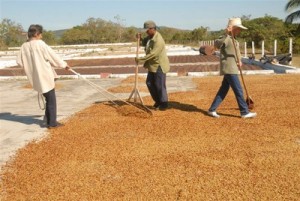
[
  {"xmin": 285, "ymin": 0, "xmax": 300, "ymax": 34},
  {"xmin": 122, "ymin": 26, "xmax": 138, "ymax": 42},
  {"xmin": 241, "ymin": 15, "xmax": 290, "ymax": 54},
  {"xmin": 0, "ymin": 18, "xmax": 24, "ymax": 49},
  {"xmin": 82, "ymin": 17, "xmax": 120, "ymax": 43},
  {"xmin": 285, "ymin": 0, "xmax": 300, "ymax": 23},
  {"xmin": 114, "ymin": 15, "xmax": 126, "ymax": 42},
  {"xmin": 61, "ymin": 26, "xmax": 90, "ymax": 44},
  {"xmin": 83, "ymin": 17, "xmax": 105, "ymax": 43},
  {"xmin": 159, "ymin": 27, "xmax": 183, "ymax": 44},
  {"xmin": 190, "ymin": 27, "xmax": 208, "ymax": 42},
  {"xmin": 42, "ymin": 31, "xmax": 57, "ymax": 45}
]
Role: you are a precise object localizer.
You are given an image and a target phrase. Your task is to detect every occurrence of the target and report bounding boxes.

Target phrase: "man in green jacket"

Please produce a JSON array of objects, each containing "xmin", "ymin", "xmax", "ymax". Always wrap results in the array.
[
  {"xmin": 136, "ymin": 20, "xmax": 170, "ymax": 110},
  {"xmin": 208, "ymin": 18, "xmax": 257, "ymax": 118}
]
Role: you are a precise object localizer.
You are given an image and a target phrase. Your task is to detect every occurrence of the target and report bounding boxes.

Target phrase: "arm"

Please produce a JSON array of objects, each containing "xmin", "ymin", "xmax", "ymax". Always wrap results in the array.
[
  {"xmin": 214, "ymin": 36, "xmax": 225, "ymax": 49},
  {"xmin": 136, "ymin": 33, "xmax": 148, "ymax": 47},
  {"xmin": 138, "ymin": 37, "xmax": 164, "ymax": 63},
  {"xmin": 16, "ymin": 49, "xmax": 24, "ymax": 68},
  {"xmin": 229, "ymin": 35, "xmax": 243, "ymax": 68},
  {"xmin": 141, "ymin": 37, "xmax": 149, "ymax": 47},
  {"xmin": 215, "ymin": 27, "xmax": 231, "ymax": 50},
  {"xmin": 42, "ymin": 41, "xmax": 70, "ymax": 69},
  {"xmin": 236, "ymin": 41, "xmax": 243, "ymax": 67}
]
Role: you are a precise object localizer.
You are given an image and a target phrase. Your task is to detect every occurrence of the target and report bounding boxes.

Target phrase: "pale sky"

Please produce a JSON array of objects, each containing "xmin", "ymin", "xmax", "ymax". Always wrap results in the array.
[{"xmin": 0, "ymin": 0, "xmax": 290, "ymax": 31}]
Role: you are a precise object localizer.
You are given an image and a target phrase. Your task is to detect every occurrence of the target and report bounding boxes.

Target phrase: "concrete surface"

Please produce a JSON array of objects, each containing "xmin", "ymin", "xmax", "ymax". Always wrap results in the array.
[{"xmin": 0, "ymin": 76, "xmax": 196, "ymax": 168}]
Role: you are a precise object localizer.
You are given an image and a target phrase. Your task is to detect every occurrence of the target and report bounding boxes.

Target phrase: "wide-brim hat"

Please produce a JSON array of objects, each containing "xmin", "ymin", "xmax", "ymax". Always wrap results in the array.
[{"xmin": 228, "ymin": 17, "xmax": 248, "ymax": 30}]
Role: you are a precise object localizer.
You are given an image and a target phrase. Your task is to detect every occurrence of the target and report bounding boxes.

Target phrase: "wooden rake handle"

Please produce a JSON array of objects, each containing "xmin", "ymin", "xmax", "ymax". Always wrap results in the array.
[
  {"xmin": 134, "ymin": 37, "xmax": 140, "ymax": 89},
  {"xmin": 230, "ymin": 32, "xmax": 250, "ymax": 98}
]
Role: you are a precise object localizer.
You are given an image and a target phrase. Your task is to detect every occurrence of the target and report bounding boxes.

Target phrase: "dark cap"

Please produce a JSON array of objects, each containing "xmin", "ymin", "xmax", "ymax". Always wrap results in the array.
[{"xmin": 143, "ymin": 20, "xmax": 156, "ymax": 29}]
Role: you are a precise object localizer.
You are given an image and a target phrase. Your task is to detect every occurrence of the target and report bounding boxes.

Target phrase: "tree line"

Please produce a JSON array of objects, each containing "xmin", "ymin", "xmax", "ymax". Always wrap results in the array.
[{"xmin": 0, "ymin": 15, "xmax": 299, "ymax": 54}]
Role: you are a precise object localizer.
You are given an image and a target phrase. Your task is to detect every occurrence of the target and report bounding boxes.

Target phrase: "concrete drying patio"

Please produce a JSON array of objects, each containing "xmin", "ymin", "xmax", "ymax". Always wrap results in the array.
[{"xmin": 0, "ymin": 76, "xmax": 196, "ymax": 167}]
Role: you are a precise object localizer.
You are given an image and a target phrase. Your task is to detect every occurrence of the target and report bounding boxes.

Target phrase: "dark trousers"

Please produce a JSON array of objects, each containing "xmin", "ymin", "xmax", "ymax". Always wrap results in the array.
[
  {"xmin": 43, "ymin": 88, "xmax": 57, "ymax": 127},
  {"xmin": 146, "ymin": 66, "xmax": 168, "ymax": 106},
  {"xmin": 209, "ymin": 74, "xmax": 249, "ymax": 115}
]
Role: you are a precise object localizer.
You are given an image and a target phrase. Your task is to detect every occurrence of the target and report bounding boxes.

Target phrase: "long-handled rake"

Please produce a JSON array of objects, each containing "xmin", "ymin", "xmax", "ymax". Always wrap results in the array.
[
  {"xmin": 231, "ymin": 33, "xmax": 254, "ymax": 110},
  {"xmin": 69, "ymin": 69, "xmax": 153, "ymax": 115},
  {"xmin": 128, "ymin": 37, "xmax": 144, "ymax": 104}
]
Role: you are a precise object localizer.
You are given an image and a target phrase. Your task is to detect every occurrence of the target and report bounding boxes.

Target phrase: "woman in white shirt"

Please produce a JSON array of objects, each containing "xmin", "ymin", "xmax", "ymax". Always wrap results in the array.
[{"xmin": 17, "ymin": 24, "xmax": 70, "ymax": 128}]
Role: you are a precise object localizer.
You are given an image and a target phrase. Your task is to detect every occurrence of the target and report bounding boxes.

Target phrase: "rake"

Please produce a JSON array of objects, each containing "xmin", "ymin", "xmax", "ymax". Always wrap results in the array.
[
  {"xmin": 128, "ymin": 37, "xmax": 144, "ymax": 104},
  {"xmin": 69, "ymin": 69, "xmax": 153, "ymax": 115},
  {"xmin": 231, "ymin": 33, "xmax": 254, "ymax": 110}
]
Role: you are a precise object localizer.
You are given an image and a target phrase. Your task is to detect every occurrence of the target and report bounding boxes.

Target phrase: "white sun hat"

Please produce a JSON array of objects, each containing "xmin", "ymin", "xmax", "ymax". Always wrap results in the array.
[{"xmin": 227, "ymin": 17, "xmax": 248, "ymax": 30}]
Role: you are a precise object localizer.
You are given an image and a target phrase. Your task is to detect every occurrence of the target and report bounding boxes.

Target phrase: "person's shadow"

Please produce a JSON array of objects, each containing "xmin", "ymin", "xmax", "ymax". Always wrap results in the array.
[
  {"xmin": 167, "ymin": 101, "xmax": 207, "ymax": 114},
  {"xmin": 95, "ymin": 101, "xmax": 239, "ymax": 118},
  {"xmin": 165, "ymin": 101, "xmax": 239, "ymax": 118},
  {"xmin": 0, "ymin": 112, "xmax": 45, "ymax": 127}
]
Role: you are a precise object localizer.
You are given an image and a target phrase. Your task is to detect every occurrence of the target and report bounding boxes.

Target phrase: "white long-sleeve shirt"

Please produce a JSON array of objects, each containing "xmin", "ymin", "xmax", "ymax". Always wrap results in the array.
[{"xmin": 17, "ymin": 40, "xmax": 67, "ymax": 93}]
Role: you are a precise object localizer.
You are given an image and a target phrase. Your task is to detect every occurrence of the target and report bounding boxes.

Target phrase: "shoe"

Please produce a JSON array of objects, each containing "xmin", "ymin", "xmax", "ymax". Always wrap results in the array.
[
  {"xmin": 158, "ymin": 102, "xmax": 168, "ymax": 111},
  {"xmin": 207, "ymin": 111, "xmax": 220, "ymax": 118},
  {"xmin": 47, "ymin": 122, "xmax": 64, "ymax": 129},
  {"xmin": 153, "ymin": 103, "xmax": 160, "ymax": 110},
  {"xmin": 158, "ymin": 106, "xmax": 168, "ymax": 111},
  {"xmin": 241, "ymin": 112, "xmax": 257, "ymax": 118}
]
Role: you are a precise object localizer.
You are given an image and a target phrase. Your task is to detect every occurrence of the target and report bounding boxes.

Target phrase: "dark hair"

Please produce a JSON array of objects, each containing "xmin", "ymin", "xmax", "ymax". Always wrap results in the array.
[{"xmin": 27, "ymin": 24, "xmax": 43, "ymax": 39}]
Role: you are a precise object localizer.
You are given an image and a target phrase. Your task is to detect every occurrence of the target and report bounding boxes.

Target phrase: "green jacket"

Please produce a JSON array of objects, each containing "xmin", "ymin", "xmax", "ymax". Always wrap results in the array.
[
  {"xmin": 137, "ymin": 31, "xmax": 170, "ymax": 73},
  {"xmin": 215, "ymin": 35, "xmax": 242, "ymax": 75}
]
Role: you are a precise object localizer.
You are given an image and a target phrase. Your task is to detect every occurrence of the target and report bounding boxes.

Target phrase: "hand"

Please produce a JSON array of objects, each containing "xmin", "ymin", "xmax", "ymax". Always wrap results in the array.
[
  {"xmin": 65, "ymin": 65, "xmax": 71, "ymax": 71},
  {"xmin": 135, "ymin": 57, "xmax": 139, "ymax": 64},
  {"xmin": 236, "ymin": 61, "xmax": 242, "ymax": 69},
  {"xmin": 136, "ymin": 33, "xmax": 141, "ymax": 39},
  {"xmin": 239, "ymin": 61, "xmax": 243, "ymax": 67}
]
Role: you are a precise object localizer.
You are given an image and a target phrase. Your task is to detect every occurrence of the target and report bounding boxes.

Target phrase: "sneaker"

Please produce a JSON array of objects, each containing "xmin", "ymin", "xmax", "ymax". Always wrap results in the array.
[
  {"xmin": 207, "ymin": 111, "xmax": 220, "ymax": 118},
  {"xmin": 158, "ymin": 102, "xmax": 168, "ymax": 111},
  {"xmin": 241, "ymin": 112, "xmax": 257, "ymax": 119},
  {"xmin": 153, "ymin": 102, "xmax": 160, "ymax": 110},
  {"xmin": 47, "ymin": 122, "xmax": 64, "ymax": 129},
  {"xmin": 158, "ymin": 105, "xmax": 168, "ymax": 111}
]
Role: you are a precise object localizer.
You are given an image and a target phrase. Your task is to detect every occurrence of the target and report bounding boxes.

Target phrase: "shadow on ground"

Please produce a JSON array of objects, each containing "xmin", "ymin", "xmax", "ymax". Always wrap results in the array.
[{"xmin": 0, "ymin": 112, "xmax": 45, "ymax": 126}]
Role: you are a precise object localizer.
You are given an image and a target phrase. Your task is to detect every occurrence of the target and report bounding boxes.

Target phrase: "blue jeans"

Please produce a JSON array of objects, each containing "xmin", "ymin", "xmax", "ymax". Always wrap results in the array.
[
  {"xmin": 146, "ymin": 66, "xmax": 168, "ymax": 106},
  {"xmin": 43, "ymin": 88, "xmax": 57, "ymax": 126},
  {"xmin": 209, "ymin": 74, "xmax": 249, "ymax": 115}
]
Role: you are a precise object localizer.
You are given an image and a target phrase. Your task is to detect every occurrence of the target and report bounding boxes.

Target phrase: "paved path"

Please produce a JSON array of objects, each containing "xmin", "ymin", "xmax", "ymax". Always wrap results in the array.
[{"xmin": 0, "ymin": 76, "xmax": 196, "ymax": 168}]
